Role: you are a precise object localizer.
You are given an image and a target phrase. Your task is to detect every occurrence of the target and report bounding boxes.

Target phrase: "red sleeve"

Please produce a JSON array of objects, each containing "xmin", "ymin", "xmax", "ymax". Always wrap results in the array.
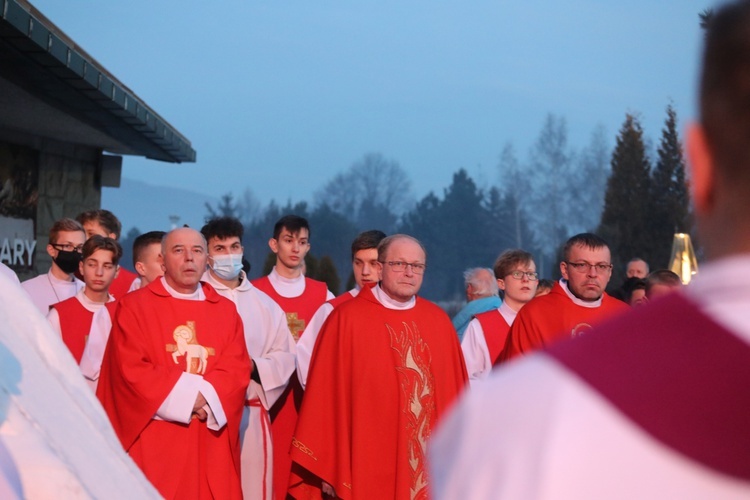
[
  {"xmin": 288, "ymin": 306, "xmax": 353, "ymax": 499},
  {"xmin": 96, "ymin": 297, "xmax": 182, "ymax": 451}
]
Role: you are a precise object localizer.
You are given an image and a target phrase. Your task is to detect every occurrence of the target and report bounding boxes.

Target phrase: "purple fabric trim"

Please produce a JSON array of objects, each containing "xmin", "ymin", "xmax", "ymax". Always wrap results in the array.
[{"xmin": 547, "ymin": 293, "xmax": 750, "ymax": 480}]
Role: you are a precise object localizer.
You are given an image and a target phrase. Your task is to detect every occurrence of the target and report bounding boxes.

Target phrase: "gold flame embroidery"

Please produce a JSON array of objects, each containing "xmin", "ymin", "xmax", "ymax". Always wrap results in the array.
[{"xmin": 387, "ymin": 321, "xmax": 435, "ymax": 500}]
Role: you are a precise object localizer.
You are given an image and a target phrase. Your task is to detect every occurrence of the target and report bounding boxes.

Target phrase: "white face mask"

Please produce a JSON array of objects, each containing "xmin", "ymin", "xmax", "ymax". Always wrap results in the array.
[{"xmin": 211, "ymin": 253, "xmax": 243, "ymax": 280}]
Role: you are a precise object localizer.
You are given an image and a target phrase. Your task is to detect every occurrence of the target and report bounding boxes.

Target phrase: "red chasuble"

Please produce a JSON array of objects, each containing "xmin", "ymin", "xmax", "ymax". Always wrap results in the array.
[
  {"xmin": 498, "ymin": 281, "xmax": 628, "ymax": 363},
  {"xmin": 475, "ymin": 309, "xmax": 510, "ymax": 365},
  {"xmin": 288, "ymin": 286, "xmax": 468, "ymax": 500},
  {"xmin": 97, "ymin": 279, "xmax": 251, "ymax": 500},
  {"xmin": 251, "ymin": 275, "xmax": 328, "ymax": 500},
  {"xmin": 109, "ymin": 267, "xmax": 137, "ymax": 298},
  {"xmin": 53, "ymin": 297, "xmax": 117, "ymax": 364}
]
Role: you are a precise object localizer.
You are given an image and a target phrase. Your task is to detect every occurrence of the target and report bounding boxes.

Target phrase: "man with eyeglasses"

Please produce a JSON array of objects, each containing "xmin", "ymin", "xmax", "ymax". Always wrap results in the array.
[
  {"xmin": 461, "ymin": 250, "xmax": 538, "ymax": 386},
  {"xmin": 498, "ymin": 233, "xmax": 628, "ymax": 362},
  {"xmin": 289, "ymin": 234, "xmax": 467, "ymax": 499},
  {"xmin": 22, "ymin": 217, "xmax": 86, "ymax": 315}
]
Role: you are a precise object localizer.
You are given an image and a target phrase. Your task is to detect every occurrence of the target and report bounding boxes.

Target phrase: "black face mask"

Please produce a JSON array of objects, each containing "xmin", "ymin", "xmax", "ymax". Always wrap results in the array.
[{"xmin": 54, "ymin": 250, "xmax": 82, "ymax": 275}]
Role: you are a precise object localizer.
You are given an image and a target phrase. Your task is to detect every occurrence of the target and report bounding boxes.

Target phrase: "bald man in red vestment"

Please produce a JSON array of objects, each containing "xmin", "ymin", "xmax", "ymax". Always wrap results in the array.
[
  {"xmin": 97, "ymin": 228, "xmax": 251, "ymax": 499},
  {"xmin": 288, "ymin": 234, "xmax": 467, "ymax": 499}
]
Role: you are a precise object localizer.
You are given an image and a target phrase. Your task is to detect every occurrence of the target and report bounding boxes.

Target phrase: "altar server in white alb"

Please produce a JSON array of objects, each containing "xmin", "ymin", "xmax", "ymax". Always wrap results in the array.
[
  {"xmin": 460, "ymin": 249, "xmax": 537, "ymax": 387},
  {"xmin": 201, "ymin": 217, "xmax": 296, "ymax": 500},
  {"xmin": 296, "ymin": 229, "xmax": 386, "ymax": 389},
  {"xmin": 429, "ymin": 3, "xmax": 750, "ymax": 497},
  {"xmin": 21, "ymin": 217, "xmax": 85, "ymax": 315}
]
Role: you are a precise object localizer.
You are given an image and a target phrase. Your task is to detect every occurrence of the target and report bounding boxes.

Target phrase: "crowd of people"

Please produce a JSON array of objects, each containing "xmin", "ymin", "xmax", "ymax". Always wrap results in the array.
[{"xmin": 3, "ymin": 1, "xmax": 750, "ymax": 497}]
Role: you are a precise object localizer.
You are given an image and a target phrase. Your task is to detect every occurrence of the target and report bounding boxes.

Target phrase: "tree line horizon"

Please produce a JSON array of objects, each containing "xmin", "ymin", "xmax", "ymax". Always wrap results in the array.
[{"xmin": 119, "ymin": 104, "xmax": 690, "ymax": 303}]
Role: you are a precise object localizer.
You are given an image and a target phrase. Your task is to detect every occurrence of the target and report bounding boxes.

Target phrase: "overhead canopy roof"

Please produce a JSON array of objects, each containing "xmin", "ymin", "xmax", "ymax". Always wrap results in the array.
[{"xmin": 0, "ymin": 0, "xmax": 196, "ymax": 163}]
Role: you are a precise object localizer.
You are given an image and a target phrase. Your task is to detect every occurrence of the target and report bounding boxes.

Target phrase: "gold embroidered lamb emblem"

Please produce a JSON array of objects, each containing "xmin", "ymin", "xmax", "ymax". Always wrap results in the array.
[{"xmin": 165, "ymin": 321, "xmax": 215, "ymax": 375}]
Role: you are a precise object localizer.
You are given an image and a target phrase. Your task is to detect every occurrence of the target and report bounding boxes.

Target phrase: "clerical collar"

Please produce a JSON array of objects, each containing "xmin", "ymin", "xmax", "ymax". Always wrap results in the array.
[
  {"xmin": 373, "ymin": 284, "xmax": 416, "ymax": 310},
  {"xmin": 268, "ymin": 268, "xmax": 305, "ymax": 298},
  {"xmin": 77, "ymin": 288, "xmax": 114, "ymax": 311},
  {"xmin": 560, "ymin": 279, "xmax": 603, "ymax": 308},
  {"xmin": 498, "ymin": 300, "xmax": 518, "ymax": 325},
  {"xmin": 160, "ymin": 277, "xmax": 205, "ymax": 300}
]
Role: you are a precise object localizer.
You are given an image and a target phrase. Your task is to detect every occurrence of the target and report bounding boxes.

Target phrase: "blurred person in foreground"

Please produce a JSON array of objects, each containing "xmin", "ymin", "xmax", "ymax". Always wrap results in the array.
[{"xmin": 429, "ymin": 3, "xmax": 750, "ymax": 497}]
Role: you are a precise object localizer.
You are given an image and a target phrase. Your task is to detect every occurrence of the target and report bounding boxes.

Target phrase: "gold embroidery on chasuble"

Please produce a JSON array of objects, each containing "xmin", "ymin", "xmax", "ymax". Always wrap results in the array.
[
  {"xmin": 387, "ymin": 321, "xmax": 435, "ymax": 500},
  {"xmin": 291, "ymin": 438, "xmax": 318, "ymax": 461},
  {"xmin": 286, "ymin": 312, "xmax": 306, "ymax": 342},
  {"xmin": 165, "ymin": 321, "xmax": 215, "ymax": 375}
]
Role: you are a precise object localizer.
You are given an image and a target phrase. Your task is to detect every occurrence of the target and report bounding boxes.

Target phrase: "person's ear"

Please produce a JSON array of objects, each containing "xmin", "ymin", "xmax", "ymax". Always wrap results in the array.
[
  {"xmin": 268, "ymin": 238, "xmax": 279, "ymax": 254},
  {"xmin": 687, "ymin": 123, "xmax": 715, "ymax": 216}
]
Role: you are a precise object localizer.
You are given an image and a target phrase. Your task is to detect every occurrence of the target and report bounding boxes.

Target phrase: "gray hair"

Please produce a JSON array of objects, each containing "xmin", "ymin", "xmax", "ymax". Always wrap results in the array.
[{"xmin": 463, "ymin": 267, "xmax": 498, "ymax": 297}]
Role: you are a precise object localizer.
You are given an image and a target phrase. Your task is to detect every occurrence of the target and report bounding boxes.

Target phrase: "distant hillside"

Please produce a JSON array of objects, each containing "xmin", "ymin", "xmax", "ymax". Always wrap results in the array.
[{"xmin": 102, "ymin": 178, "xmax": 219, "ymax": 235}]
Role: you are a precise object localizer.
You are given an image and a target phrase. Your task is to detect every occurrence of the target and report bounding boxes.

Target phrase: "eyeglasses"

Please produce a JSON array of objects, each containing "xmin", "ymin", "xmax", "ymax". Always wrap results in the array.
[
  {"xmin": 51, "ymin": 243, "xmax": 84, "ymax": 253},
  {"xmin": 565, "ymin": 261, "xmax": 613, "ymax": 274},
  {"xmin": 379, "ymin": 260, "xmax": 426, "ymax": 275},
  {"xmin": 506, "ymin": 271, "xmax": 539, "ymax": 281}
]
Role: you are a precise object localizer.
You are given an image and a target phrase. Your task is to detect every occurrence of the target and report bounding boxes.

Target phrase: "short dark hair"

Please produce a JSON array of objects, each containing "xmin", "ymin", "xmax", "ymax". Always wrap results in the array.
[
  {"xmin": 273, "ymin": 215, "xmax": 310, "ymax": 240},
  {"xmin": 76, "ymin": 209, "xmax": 122, "ymax": 239},
  {"xmin": 562, "ymin": 233, "xmax": 610, "ymax": 262},
  {"xmin": 82, "ymin": 235, "xmax": 122, "ymax": 265},
  {"xmin": 351, "ymin": 230, "xmax": 387, "ymax": 260},
  {"xmin": 700, "ymin": 1, "xmax": 750, "ymax": 188},
  {"xmin": 132, "ymin": 231, "xmax": 166, "ymax": 267},
  {"xmin": 48, "ymin": 218, "xmax": 85, "ymax": 244},
  {"xmin": 645, "ymin": 269, "xmax": 682, "ymax": 293},
  {"xmin": 537, "ymin": 279, "xmax": 555, "ymax": 292},
  {"xmin": 621, "ymin": 277, "xmax": 647, "ymax": 303},
  {"xmin": 201, "ymin": 217, "xmax": 244, "ymax": 243},
  {"xmin": 493, "ymin": 249, "xmax": 534, "ymax": 280}
]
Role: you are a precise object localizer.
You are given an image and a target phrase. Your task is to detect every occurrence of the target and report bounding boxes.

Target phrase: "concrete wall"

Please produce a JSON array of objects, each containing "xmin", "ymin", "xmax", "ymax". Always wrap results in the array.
[
  {"xmin": 31, "ymin": 141, "xmax": 101, "ymax": 277},
  {"xmin": 0, "ymin": 136, "xmax": 102, "ymax": 280}
]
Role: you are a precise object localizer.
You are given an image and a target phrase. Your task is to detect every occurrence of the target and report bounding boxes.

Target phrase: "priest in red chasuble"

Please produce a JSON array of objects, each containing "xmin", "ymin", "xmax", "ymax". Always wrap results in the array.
[
  {"xmin": 97, "ymin": 227, "xmax": 251, "ymax": 499},
  {"xmin": 288, "ymin": 234, "xmax": 468, "ymax": 499}
]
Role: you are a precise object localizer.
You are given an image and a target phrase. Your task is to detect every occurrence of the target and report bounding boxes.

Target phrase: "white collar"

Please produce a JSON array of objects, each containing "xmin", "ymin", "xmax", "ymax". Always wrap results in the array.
[
  {"xmin": 559, "ymin": 278, "xmax": 603, "ymax": 308},
  {"xmin": 373, "ymin": 284, "xmax": 416, "ymax": 310}
]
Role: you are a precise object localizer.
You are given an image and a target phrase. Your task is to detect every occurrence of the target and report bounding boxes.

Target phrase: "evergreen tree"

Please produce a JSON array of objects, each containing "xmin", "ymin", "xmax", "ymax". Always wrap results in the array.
[
  {"xmin": 598, "ymin": 114, "xmax": 652, "ymax": 286},
  {"xmin": 649, "ymin": 104, "xmax": 691, "ymax": 268},
  {"xmin": 304, "ymin": 253, "xmax": 319, "ymax": 280},
  {"xmin": 400, "ymin": 169, "xmax": 492, "ymax": 300},
  {"xmin": 205, "ymin": 192, "xmax": 240, "ymax": 220},
  {"xmin": 261, "ymin": 251, "xmax": 276, "ymax": 276},
  {"xmin": 317, "ymin": 256, "xmax": 341, "ymax": 296}
]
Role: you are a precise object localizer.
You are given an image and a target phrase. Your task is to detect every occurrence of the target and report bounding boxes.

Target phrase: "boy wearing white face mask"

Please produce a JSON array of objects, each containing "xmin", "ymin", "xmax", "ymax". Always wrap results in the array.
[{"xmin": 200, "ymin": 217, "xmax": 296, "ymax": 500}]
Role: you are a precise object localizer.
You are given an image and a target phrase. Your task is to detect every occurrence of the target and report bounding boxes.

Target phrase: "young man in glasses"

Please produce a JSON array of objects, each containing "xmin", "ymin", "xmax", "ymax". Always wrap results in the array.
[
  {"xmin": 498, "ymin": 233, "xmax": 628, "ymax": 362},
  {"xmin": 461, "ymin": 250, "xmax": 538, "ymax": 386},
  {"xmin": 22, "ymin": 217, "xmax": 86, "ymax": 315},
  {"xmin": 289, "ymin": 234, "xmax": 467, "ymax": 499}
]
